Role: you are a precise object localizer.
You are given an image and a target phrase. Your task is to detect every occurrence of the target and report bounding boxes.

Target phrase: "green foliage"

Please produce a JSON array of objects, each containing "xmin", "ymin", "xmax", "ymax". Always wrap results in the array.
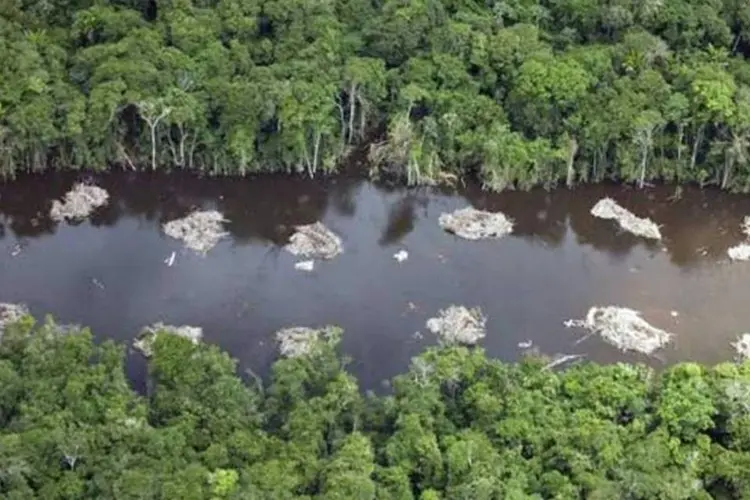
[
  {"xmin": 3, "ymin": 316, "xmax": 750, "ymax": 498},
  {"xmin": 0, "ymin": 0, "xmax": 749, "ymax": 190}
]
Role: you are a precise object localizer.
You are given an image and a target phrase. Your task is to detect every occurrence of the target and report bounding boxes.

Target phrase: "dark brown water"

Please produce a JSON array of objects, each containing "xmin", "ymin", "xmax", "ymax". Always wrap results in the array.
[{"xmin": 2, "ymin": 172, "xmax": 750, "ymax": 387}]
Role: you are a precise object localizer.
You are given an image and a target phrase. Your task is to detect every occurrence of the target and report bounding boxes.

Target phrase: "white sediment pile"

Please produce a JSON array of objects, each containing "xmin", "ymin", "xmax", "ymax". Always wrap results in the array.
[
  {"xmin": 564, "ymin": 306, "xmax": 672, "ymax": 355},
  {"xmin": 727, "ymin": 216, "xmax": 750, "ymax": 261},
  {"xmin": 438, "ymin": 207, "xmax": 513, "ymax": 240},
  {"xmin": 426, "ymin": 305, "xmax": 486, "ymax": 345},
  {"xmin": 285, "ymin": 222, "xmax": 342, "ymax": 260},
  {"xmin": 728, "ymin": 244, "xmax": 750, "ymax": 261},
  {"xmin": 163, "ymin": 210, "xmax": 228, "ymax": 254},
  {"xmin": 591, "ymin": 198, "xmax": 661, "ymax": 240},
  {"xmin": 133, "ymin": 322, "xmax": 203, "ymax": 357},
  {"xmin": 733, "ymin": 334, "xmax": 750, "ymax": 360},
  {"xmin": 275, "ymin": 326, "xmax": 337, "ymax": 358},
  {"xmin": 50, "ymin": 183, "xmax": 109, "ymax": 222},
  {"xmin": 0, "ymin": 303, "xmax": 28, "ymax": 337}
]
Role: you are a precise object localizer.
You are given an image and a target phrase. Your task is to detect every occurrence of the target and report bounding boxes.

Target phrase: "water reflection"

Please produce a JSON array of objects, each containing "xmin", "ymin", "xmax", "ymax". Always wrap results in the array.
[
  {"xmin": 2, "ymin": 172, "xmax": 748, "ymax": 270},
  {"xmin": 379, "ymin": 191, "xmax": 428, "ymax": 246}
]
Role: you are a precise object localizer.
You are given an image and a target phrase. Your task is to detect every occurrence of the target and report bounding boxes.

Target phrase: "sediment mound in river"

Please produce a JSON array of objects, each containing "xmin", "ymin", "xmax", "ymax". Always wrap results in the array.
[
  {"xmin": 742, "ymin": 216, "xmax": 750, "ymax": 238},
  {"xmin": 727, "ymin": 216, "xmax": 750, "ymax": 261},
  {"xmin": 426, "ymin": 305, "xmax": 486, "ymax": 345},
  {"xmin": 728, "ymin": 244, "xmax": 750, "ymax": 261},
  {"xmin": 284, "ymin": 222, "xmax": 342, "ymax": 259},
  {"xmin": 50, "ymin": 183, "xmax": 109, "ymax": 222},
  {"xmin": 276, "ymin": 326, "xmax": 339, "ymax": 358},
  {"xmin": 733, "ymin": 334, "xmax": 750, "ymax": 360},
  {"xmin": 163, "ymin": 210, "xmax": 228, "ymax": 254},
  {"xmin": 564, "ymin": 306, "xmax": 672, "ymax": 355},
  {"xmin": 133, "ymin": 322, "xmax": 203, "ymax": 357},
  {"xmin": 591, "ymin": 198, "xmax": 661, "ymax": 240},
  {"xmin": 438, "ymin": 207, "xmax": 514, "ymax": 240},
  {"xmin": 0, "ymin": 303, "xmax": 28, "ymax": 337}
]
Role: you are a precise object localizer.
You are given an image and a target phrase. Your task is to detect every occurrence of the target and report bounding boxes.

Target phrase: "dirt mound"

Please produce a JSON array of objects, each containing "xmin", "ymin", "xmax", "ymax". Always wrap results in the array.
[
  {"xmin": 438, "ymin": 207, "xmax": 513, "ymax": 240},
  {"xmin": 50, "ymin": 184, "xmax": 109, "ymax": 222},
  {"xmin": 591, "ymin": 198, "xmax": 661, "ymax": 240},
  {"xmin": 284, "ymin": 222, "xmax": 342, "ymax": 259},
  {"xmin": 163, "ymin": 210, "xmax": 228, "ymax": 254},
  {"xmin": 133, "ymin": 322, "xmax": 203, "ymax": 357},
  {"xmin": 565, "ymin": 305, "xmax": 672, "ymax": 355},
  {"xmin": 426, "ymin": 305, "xmax": 486, "ymax": 345}
]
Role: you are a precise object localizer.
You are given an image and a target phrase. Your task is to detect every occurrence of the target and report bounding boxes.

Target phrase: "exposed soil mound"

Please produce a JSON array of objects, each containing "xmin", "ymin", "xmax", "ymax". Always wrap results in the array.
[
  {"xmin": 565, "ymin": 306, "xmax": 672, "ymax": 355},
  {"xmin": 50, "ymin": 184, "xmax": 109, "ymax": 222},
  {"xmin": 163, "ymin": 210, "xmax": 228, "ymax": 254},
  {"xmin": 284, "ymin": 222, "xmax": 342, "ymax": 259},
  {"xmin": 426, "ymin": 305, "xmax": 486, "ymax": 345},
  {"xmin": 133, "ymin": 322, "xmax": 203, "ymax": 357},
  {"xmin": 438, "ymin": 207, "xmax": 513, "ymax": 240},
  {"xmin": 591, "ymin": 198, "xmax": 661, "ymax": 240}
]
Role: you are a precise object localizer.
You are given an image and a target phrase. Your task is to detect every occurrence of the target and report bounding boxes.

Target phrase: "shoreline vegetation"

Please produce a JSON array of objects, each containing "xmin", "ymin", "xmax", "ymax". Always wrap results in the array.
[
  {"xmin": 0, "ymin": 0, "xmax": 749, "ymax": 191},
  {"xmin": 1, "ymin": 317, "xmax": 750, "ymax": 498}
]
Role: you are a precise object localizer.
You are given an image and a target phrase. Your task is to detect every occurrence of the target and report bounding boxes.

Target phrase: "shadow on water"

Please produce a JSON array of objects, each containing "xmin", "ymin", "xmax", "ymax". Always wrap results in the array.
[
  {"xmin": 2, "ymin": 171, "xmax": 750, "ymax": 389},
  {"xmin": 378, "ymin": 190, "xmax": 430, "ymax": 246}
]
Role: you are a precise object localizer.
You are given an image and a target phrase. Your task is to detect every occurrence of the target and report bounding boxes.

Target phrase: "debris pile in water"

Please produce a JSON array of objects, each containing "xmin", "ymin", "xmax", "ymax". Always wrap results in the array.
[
  {"xmin": 728, "ymin": 244, "xmax": 750, "ymax": 261},
  {"xmin": 294, "ymin": 260, "xmax": 315, "ymax": 272},
  {"xmin": 438, "ymin": 207, "xmax": 513, "ymax": 240},
  {"xmin": 163, "ymin": 210, "xmax": 228, "ymax": 254},
  {"xmin": 393, "ymin": 249, "xmax": 409, "ymax": 262},
  {"xmin": 733, "ymin": 333, "xmax": 750, "ymax": 360},
  {"xmin": 591, "ymin": 198, "xmax": 661, "ymax": 240},
  {"xmin": 727, "ymin": 216, "xmax": 750, "ymax": 261},
  {"xmin": 0, "ymin": 303, "xmax": 28, "ymax": 337},
  {"xmin": 50, "ymin": 183, "xmax": 110, "ymax": 222},
  {"xmin": 276, "ymin": 326, "xmax": 338, "ymax": 358},
  {"xmin": 564, "ymin": 306, "xmax": 672, "ymax": 355},
  {"xmin": 284, "ymin": 222, "xmax": 342, "ymax": 259},
  {"xmin": 133, "ymin": 322, "xmax": 203, "ymax": 357},
  {"xmin": 426, "ymin": 305, "xmax": 486, "ymax": 345}
]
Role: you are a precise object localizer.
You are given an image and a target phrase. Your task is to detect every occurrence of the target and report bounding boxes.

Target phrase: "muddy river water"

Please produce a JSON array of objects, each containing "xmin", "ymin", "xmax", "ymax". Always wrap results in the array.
[{"xmin": 2, "ymin": 172, "xmax": 750, "ymax": 387}]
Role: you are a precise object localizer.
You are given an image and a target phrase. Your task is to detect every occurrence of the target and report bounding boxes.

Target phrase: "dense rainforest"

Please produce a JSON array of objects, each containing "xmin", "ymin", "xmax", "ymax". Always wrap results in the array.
[
  {"xmin": 1, "ymin": 0, "xmax": 750, "ymax": 189},
  {"xmin": 1, "ymin": 317, "xmax": 750, "ymax": 499}
]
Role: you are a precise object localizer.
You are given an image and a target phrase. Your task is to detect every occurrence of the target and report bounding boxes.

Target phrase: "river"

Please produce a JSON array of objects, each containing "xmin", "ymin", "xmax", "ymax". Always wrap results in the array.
[{"xmin": 1, "ymin": 172, "xmax": 749, "ymax": 388}]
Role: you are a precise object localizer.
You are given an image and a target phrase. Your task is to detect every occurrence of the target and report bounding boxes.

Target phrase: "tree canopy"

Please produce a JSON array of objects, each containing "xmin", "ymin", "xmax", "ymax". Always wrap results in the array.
[
  {"xmin": 0, "ymin": 0, "xmax": 749, "ymax": 189},
  {"xmin": 2, "ymin": 316, "xmax": 750, "ymax": 498}
]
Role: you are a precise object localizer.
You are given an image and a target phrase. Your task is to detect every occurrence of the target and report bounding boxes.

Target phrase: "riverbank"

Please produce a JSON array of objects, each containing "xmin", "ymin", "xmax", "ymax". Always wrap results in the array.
[
  {"xmin": 1, "ymin": 317, "xmax": 749, "ymax": 498},
  {"xmin": 3, "ymin": 0, "xmax": 750, "ymax": 190}
]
